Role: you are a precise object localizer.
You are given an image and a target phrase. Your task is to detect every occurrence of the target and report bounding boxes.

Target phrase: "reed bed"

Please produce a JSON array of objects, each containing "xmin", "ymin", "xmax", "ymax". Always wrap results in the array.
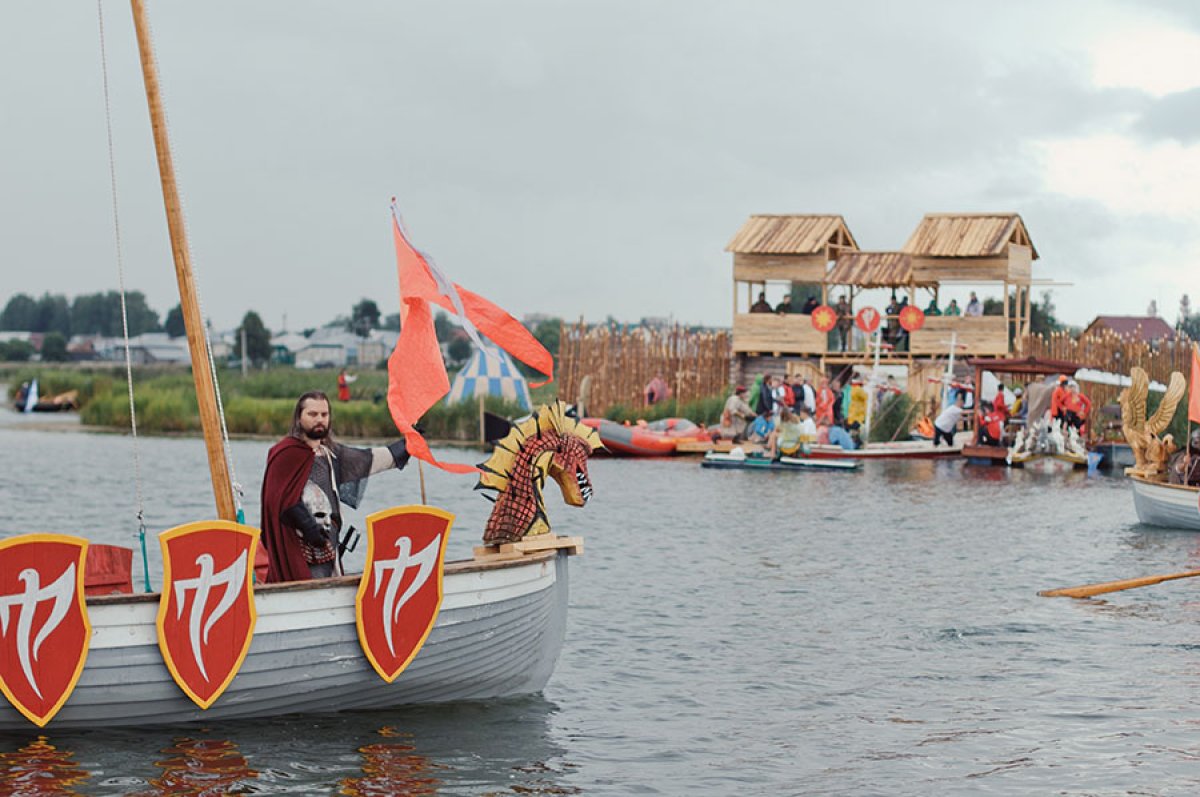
[
  {"xmin": 557, "ymin": 322, "xmax": 731, "ymax": 416},
  {"xmin": 59, "ymin": 367, "xmax": 525, "ymax": 441}
]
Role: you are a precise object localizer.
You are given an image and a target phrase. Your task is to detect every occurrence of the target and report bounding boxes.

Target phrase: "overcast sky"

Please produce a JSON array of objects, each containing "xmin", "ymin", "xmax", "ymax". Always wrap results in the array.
[{"xmin": 2, "ymin": 0, "xmax": 1198, "ymax": 332}]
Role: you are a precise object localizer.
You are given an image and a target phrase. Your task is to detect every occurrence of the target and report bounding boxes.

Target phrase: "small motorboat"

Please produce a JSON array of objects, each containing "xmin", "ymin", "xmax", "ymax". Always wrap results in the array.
[
  {"xmin": 14, "ymin": 379, "xmax": 79, "ymax": 413},
  {"xmin": 583, "ymin": 417, "xmax": 712, "ymax": 457},
  {"xmin": 700, "ymin": 450, "xmax": 861, "ymax": 471}
]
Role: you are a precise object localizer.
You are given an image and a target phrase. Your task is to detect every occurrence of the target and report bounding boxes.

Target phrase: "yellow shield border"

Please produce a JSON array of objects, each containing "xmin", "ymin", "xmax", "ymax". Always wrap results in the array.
[
  {"xmin": 355, "ymin": 505, "xmax": 453, "ymax": 683},
  {"xmin": 0, "ymin": 534, "xmax": 91, "ymax": 728},
  {"xmin": 155, "ymin": 520, "xmax": 260, "ymax": 709}
]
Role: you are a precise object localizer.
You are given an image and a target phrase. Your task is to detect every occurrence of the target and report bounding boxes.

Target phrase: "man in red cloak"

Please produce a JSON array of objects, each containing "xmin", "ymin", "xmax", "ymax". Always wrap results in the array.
[{"xmin": 261, "ymin": 391, "xmax": 409, "ymax": 582}]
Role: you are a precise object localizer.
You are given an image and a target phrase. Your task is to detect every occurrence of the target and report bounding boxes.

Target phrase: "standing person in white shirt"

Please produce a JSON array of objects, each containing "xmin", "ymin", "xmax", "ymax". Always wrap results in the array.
[
  {"xmin": 964, "ymin": 291, "xmax": 983, "ymax": 317},
  {"xmin": 933, "ymin": 393, "xmax": 967, "ymax": 447}
]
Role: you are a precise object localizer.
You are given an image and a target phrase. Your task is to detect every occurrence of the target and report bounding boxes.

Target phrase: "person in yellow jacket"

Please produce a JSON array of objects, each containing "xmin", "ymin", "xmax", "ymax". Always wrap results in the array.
[{"xmin": 847, "ymin": 380, "xmax": 869, "ymax": 426}]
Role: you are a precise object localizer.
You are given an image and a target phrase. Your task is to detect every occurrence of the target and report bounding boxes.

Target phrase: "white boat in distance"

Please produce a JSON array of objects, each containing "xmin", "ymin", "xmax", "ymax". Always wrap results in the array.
[
  {"xmin": 0, "ymin": 552, "xmax": 568, "ymax": 731},
  {"xmin": 1130, "ymin": 476, "xmax": 1200, "ymax": 531}
]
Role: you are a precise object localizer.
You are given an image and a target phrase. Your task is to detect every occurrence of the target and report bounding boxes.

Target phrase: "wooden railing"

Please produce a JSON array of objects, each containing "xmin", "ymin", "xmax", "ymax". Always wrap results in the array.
[
  {"xmin": 909, "ymin": 316, "xmax": 1008, "ymax": 356},
  {"xmin": 730, "ymin": 313, "xmax": 1013, "ymax": 358},
  {"xmin": 732, "ymin": 314, "xmax": 827, "ymax": 354}
]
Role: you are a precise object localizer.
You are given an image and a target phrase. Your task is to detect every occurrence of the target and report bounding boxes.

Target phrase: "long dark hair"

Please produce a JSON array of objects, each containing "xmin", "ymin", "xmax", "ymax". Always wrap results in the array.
[{"xmin": 289, "ymin": 390, "xmax": 336, "ymax": 442}]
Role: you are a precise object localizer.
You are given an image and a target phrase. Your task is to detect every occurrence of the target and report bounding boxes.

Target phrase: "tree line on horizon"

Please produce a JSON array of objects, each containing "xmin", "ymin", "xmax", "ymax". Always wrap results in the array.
[{"xmin": 0, "ymin": 291, "xmax": 564, "ymax": 366}]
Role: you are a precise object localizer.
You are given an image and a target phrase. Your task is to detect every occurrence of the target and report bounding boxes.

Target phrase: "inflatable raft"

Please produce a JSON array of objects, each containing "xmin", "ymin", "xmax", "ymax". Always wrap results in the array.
[{"xmin": 583, "ymin": 417, "xmax": 712, "ymax": 457}]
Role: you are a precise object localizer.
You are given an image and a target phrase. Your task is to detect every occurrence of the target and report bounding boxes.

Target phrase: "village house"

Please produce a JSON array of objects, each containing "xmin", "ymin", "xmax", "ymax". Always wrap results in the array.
[{"xmin": 1082, "ymin": 315, "xmax": 1176, "ymax": 343}]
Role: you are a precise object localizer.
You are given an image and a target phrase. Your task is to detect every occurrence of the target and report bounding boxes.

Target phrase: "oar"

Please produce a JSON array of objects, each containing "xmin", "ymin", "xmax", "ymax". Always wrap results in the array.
[{"xmin": 1039, "ymin": 569, "xmax": 1200, "ymax": 599}]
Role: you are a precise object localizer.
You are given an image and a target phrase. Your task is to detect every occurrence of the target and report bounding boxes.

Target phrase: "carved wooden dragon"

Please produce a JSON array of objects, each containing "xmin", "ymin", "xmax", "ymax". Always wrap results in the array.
[
  {"xmin": 1120, "ymin": 366, "xmax": 1186, "ymax": 479},
  {"xmin": 476, "ymin": 401, "xmax": 603, "ymax": 544}
]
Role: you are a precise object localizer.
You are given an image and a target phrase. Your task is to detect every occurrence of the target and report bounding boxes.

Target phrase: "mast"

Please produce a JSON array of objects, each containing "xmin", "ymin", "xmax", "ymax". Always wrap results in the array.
[{"xmin": 130, "ymin": 0, "xmax": 236, "ymax": 521}]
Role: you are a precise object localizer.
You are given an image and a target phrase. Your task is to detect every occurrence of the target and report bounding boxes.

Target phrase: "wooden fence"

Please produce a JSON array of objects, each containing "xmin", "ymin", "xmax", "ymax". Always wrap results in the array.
[
  {"xmin": 556, "ymin": 322, "xmax": 732, "ymax": 415},
  {"xmin": 1025, "ymin": 330, "xmax": 1196, "ymax": 439}
]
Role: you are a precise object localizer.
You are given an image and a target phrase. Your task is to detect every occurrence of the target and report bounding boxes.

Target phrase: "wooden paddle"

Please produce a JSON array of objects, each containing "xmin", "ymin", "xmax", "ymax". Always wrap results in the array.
[{"xmin": 1039, "ymin": 569, "xmax": 1200, "ymax": 599}]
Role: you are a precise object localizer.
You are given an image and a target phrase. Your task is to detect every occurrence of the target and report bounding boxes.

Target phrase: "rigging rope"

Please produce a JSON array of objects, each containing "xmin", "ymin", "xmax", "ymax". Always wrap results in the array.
[{"xmin": 97, "ymin": 0, "xmax": 152, "ymax": 590}]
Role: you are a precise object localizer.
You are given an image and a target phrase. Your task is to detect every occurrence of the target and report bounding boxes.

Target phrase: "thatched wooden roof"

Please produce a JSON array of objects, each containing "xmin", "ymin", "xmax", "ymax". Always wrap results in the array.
[
  {"xmin": 827, "ymin": 251, "xmax": 931, "ymax": 287},
  {"xmin": 726, "ymin": 215, "xmax": 858, "ymax": 255},
  {"xmin": 901, "ymin": 213, "xmax": 1038, "ymax": 259}
]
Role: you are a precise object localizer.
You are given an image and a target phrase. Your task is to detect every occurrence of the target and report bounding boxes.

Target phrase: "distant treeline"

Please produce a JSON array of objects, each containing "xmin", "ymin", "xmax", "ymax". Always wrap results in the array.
[{"xmin": 0, "ymin": 291, "xmax": 161, "ymax": 338}]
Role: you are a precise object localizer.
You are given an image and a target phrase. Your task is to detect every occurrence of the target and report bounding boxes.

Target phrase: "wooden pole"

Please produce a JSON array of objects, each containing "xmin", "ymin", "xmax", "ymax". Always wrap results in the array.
[
  {"xmin": 131, "ymin": 0, "xmax": 236, "ymax": 521},
  {"xmin": 478, "ymin": 393, "xmax": 486, "ymax": 445}
]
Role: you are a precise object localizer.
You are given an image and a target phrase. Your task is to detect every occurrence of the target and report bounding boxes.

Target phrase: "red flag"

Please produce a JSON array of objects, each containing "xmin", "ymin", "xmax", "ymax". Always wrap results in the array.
[
  {"xmin": 387, "ymin": 206, "xmax": 553, "ymax": 473},
  {"xmin": 1189, "ymin": 343, "xmax": 1200, "ymax": 424},
  {"xmin": 391, "ymin": 212, "xmax": 553, "ymax": 385},
  {"xmin": 386, "ymin": 295, "xmax": 476, "ymax": 475}
]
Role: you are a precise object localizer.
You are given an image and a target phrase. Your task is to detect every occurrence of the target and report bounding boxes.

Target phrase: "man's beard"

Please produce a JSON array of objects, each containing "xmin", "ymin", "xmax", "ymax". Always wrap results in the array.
[{"xmin": 304, "ymin": 426, "xmax": 328, "ymax": 440}]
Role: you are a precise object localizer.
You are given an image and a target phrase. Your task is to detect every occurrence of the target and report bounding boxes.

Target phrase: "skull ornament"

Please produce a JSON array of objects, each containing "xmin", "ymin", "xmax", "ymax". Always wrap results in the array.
[{"xmin": 301, "ymin": 483, "xmax": 334, "ymax": 534}]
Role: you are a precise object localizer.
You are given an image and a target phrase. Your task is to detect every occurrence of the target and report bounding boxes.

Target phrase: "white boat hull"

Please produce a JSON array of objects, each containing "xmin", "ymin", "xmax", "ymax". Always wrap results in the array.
[
  {"xmin": 0, "ymin": 552, "xmax": 569, "ymax": 730},
  {"xmin": 1131, "ymin": 478, "xmax": 1200, "ymax": 531}
]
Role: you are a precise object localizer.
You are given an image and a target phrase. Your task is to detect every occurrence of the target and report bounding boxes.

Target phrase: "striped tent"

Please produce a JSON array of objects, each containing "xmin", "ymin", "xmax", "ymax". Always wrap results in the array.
[{"xmin": 446, "ymin": 341, "xmax": 532, "ymax": 411}]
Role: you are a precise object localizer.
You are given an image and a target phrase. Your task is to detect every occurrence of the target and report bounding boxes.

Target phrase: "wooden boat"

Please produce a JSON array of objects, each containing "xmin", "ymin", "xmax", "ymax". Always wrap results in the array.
[
  {"xmin": 680, "ymin": 434, "xmax": 965, "ymax": 459},
  {"xmin": 700, "ymin": 451, "xmax": 860, "ymax": 471},
  {"xmin": 802, "ymin": 438, "xmax": 964, "ymax": 460},
  {"xmin": 1116, "ymin": 359, "xmax": 1200, "ymax": 531},
  {"xmin": 583, "ymin": 417, "xmax": 711, "ymax": 456},
  {"xmin": 964, "ymin": 444, "xmax": 1087, "ymax": 471},
  {"xmin": 11, "ymin": 381, "xmax": 79, "ymax": 413},
  {"xmin": 1129, "ymin": 476, "xmax": 1200, "ymax": 531},
  {"xmin": 961, "ymin": 356, "xmax": 1090, "ymax": 471},
  {"xmin": 0, "ymin": 2, "xmax": 588, "ymax": 730},
  {"xmin": 0, "ymin": 550, "xmax": 570, "ymax": 731}
]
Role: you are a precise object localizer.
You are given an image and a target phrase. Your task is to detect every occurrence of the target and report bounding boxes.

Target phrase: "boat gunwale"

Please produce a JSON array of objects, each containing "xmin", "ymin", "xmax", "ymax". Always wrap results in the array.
[
  {"xmin": 86, "ymin": 549, "xmax": 559, "ymax": 606},
  {"xmin": 1128, "ymin": 474, "xmax": 1200, "ymax": 494}
]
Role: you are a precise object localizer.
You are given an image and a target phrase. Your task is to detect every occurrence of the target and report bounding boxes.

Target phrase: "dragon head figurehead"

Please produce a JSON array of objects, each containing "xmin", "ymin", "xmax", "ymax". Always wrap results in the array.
[{"xmin": 476, "ymin": 401, "xmax": 603, "ymax": 544}]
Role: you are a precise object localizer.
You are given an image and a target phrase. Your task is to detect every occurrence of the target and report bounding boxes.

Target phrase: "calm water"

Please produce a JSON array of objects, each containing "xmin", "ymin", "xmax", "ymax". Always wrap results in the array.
[{"xmin": 3, "ymin": 407, "xmax": 1200, "ymax": 795}]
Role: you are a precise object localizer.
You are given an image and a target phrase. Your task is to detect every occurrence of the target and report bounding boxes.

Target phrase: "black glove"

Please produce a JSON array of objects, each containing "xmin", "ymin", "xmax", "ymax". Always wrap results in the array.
[
  {"xmin": 387, "ymin": 439, "xmax": 411, "ymax": 469},
  {"xmin": 281, "ymin": 503, "xmax": 327, "ymax": 546}
]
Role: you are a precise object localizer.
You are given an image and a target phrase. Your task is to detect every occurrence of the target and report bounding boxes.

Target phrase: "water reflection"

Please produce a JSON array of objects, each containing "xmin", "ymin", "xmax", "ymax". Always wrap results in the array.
[
  {"xmin": 127, "ymin": 737, "xmax": 257, "ymax": 796},
  {"xmin": 0, "ymin": 736, "xmax": 89, "ymax": 795},
  {"xmin": 339, "ymin": 726, "xmax": 440, "ymax": 796}
]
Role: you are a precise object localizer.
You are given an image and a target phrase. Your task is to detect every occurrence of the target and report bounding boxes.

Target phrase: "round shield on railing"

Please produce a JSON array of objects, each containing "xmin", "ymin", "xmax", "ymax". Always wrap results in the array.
[
  {"xmin": 899, "ymin": 305, "xmax": 926, "ymax": 332},
  {"xmin": 811, "ymin": 305, "xmax": 837, "ymax": 333},
  {"xmin": 855, "ymin": 307, "xmax": 881, "ymax": 333}
]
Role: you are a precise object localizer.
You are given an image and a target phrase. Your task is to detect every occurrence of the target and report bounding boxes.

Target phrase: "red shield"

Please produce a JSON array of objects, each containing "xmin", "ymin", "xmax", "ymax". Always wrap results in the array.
[
  {"xmin": 156, "ymin": 521, "xmax": 260, "ymax": 709},
  {"xmin": 356, "ymin": 506, "xmax": 453, "ymax": 682},
  {"xmin": 900, "ymin": 305, "xmax": 926, "ymax": 332},
  {"xmin": 810, "ymin": 305, "xmax": 837, "ymax": 333},
  {"xmin": 0, "ymin": 535, "xmax": 91, "ymax": 727},
  {"xmin": 855, "ymin": 306, "xmax": 881, "ymax": 333}
]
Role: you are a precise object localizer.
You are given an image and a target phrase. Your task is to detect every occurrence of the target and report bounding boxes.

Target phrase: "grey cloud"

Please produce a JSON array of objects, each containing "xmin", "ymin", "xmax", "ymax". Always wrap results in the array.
[
  {"xmin": 0, "ymin": 0, "xmax": 1188, "ymax": 330},
  {"xmin": 1133, "ymin": 87, "xmax": 1200, "ymax": 142}
]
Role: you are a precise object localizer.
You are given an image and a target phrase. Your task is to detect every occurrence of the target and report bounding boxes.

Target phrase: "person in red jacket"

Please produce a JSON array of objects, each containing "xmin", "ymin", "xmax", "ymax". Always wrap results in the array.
[
  {"xmin": 1048, "ymin": 375, "xmax": 1070, "ymax": 421},
  {"xmin": 977, "ymin": 401, "xmax": 1005, "ymax": 446},
  {"xmin": 992, "ymin": 386, "xmax": 1008, "ymax": 420},
  {"xmin": 1063, "ymin": 380, "xmax": 1091, "ymax": 433}
]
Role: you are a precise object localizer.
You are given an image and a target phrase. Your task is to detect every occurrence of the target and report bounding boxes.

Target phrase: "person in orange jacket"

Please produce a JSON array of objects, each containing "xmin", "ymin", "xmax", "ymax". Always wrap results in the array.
[{"xmin": 1048, "ymin": 375, "xmax": 1070, "ymax": 422}]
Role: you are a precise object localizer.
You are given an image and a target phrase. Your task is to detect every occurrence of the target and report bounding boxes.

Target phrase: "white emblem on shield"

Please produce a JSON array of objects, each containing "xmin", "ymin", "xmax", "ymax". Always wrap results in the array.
[
  {"xmin": 0, "ymin": 564, "xmax": 77, "ymax": 699},
  {"xmin": 173, "ymin": 551, "xmax": 248, "ymax": 682},
  {"xmin": 372, "ymin": 534, "xmax": 441, "ymax": 656}
]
